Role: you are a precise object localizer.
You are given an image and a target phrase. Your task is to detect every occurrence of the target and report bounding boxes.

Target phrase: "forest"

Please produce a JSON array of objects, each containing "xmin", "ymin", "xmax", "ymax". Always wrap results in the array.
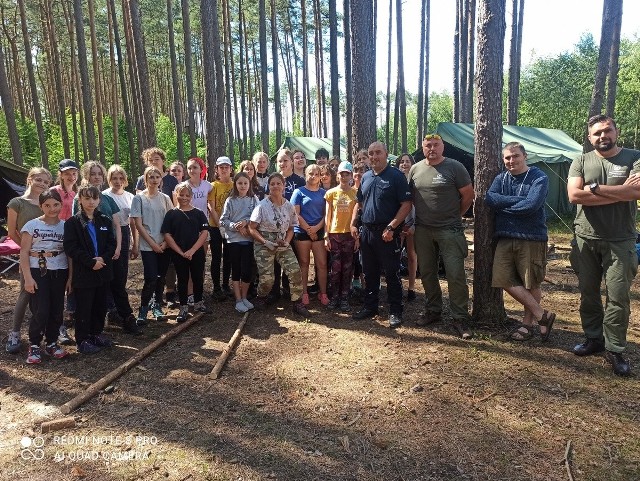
[{"xmin": 0, "ymin": 0, "xmax": 636, "ymax": 177}]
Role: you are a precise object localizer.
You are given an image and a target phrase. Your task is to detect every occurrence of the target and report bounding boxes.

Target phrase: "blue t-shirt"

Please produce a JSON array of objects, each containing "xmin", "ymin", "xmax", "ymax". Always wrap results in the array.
[
  {"xmin": 357, "ymin": 164, "xmax": 411, "ymax": 225},
  {"xmin": 290, "ymin": 186, "xmax": 326, "ymax": 233},
  {"xmin": 87, "ymin": 220, "xmax": 99, "ymax": 257}
]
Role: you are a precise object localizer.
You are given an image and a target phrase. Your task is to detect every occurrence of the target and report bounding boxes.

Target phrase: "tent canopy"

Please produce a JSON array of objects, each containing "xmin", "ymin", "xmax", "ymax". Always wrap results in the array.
[
  {"xmin": 0, "ymin": 158, "xmax": 28, "ymax": 185},
  {"xmin": 0, "ymin": 159, "xmax": 28, "ymax": 219},
  {"xmin": 413, "ymin": 123, "xmax": 581, "ymax": 217},
  {"xmin": 275, "ymin": 136, "xmax": 398, "ymax": 164}
]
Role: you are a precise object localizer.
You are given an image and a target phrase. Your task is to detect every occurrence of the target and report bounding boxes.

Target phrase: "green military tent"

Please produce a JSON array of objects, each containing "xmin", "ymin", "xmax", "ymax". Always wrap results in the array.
[
  {"xmin": 274, "ymin": 136, "xmax": 398, "ymax": 164},
  {"xmin": 0, "ymin": 158, "xmax": 28, "ymax": 219},
  {"xmin": 414, "ymin": 123, "xmax": 581, "ymax": 217}
]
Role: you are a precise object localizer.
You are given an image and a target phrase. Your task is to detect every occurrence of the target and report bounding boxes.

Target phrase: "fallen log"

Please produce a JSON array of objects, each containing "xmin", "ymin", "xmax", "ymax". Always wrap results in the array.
[
  {"xmin": 41, "ymin": 416, "xmax": 76, "ymax": 433},
  {"xmin": 60, "ymin": 313, "xmax": 204, "ymax": 414},
  {"xmin": 210, "ymin": 311, "xmax": 249, "ymax": 379}
]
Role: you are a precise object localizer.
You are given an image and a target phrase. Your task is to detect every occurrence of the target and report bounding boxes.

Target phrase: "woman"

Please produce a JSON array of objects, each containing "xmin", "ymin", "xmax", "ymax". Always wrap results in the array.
[
  {"xmin": 248, "ymin": 173, "xmax": 310, "ymax": 317},
  {"xmin": 5, "ymin": 167, "xmax": 52, "ymax": 354},
  {"xmin": 395, "ymin": 153, "xmax": 418, "ymax": 301},
  {"xmin": 239, "ymin": 159, "xmax": 265, "ymax": 200},
  {"xmin": 291, "ymin": 165, "xmax": 328, "ymax": 306},
  {"xmin": 292, "ymin": 149, "xmax": 307, "ymax": 177}
]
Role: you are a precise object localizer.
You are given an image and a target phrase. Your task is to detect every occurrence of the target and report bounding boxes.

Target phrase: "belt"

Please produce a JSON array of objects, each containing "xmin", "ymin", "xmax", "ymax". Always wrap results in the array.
[
  {"xmin": 362, "ymin": 223, "xmax": 388, "ymax": 231},
  {"xmin": 30, "ymin": 251, "xmax": 62, "ymax": 258}
]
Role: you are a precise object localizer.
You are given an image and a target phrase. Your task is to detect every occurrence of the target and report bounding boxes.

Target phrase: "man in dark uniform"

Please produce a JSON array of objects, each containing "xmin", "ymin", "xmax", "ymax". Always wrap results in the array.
[{"xmin": 350, "ymin": 141, "xmax": 412, "ymax": 328}]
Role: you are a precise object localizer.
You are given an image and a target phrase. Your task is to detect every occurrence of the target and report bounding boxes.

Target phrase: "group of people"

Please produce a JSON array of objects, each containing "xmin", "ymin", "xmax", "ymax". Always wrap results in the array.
[{"xmin": 4, "ymin": 114, "xmax": 638, "ymax": 376}]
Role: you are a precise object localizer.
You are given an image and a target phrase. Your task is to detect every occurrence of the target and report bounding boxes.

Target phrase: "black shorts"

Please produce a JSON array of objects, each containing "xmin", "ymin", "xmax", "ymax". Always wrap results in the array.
[{"xmin": 294, "ymin": 228, "xmax": 326, "ymax": 242}]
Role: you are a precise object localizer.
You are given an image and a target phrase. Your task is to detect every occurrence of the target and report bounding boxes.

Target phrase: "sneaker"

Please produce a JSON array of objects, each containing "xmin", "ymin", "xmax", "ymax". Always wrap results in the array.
[
  {"xmin": 44, "ymin": 342, "xmax": 69, "ymax": 359},
  {"xmin": 339, "ymin": 298, "xmax": 351, "ymax": 312},
  {"xmin": 77, "ymin": 339, "xmax": 101, "ymax": 354},
  {"xmin": 106, "ymin": 309, "xmax": 123, "ymax": 324},
  {"xmin": 327, "ymin": 297, "xmax": 340, "ymax": 310},
  {"xmin": 151, "ymin": 303, "xmax": 165, "ymax": 321},
  {"xmin": 318, "ymin": 293, "xmax": 330, "ymax": 306},
  {"xmin": 407, "ymin": 290, "xmax": 416, "ymax": 301},
  {"xmin": 58, "ymin": 326, "xmax": 74, "ymax": 345},
  {"xmin": 211, "ymin": 289, "xmax": 227, "ymax": 302},
  {"xmin": 222, "ymin": 285, "xmax": 234, "ymax": 299},
  {"xmin": 165, "ymin": 291, "xmax": 179, "ymax": 309},
  {"xmin": 123, "ymin": 314, "xmax": 143, "ymax": 335},
  {"xmin": 92, "ymin": 333, "xmax": 113, "ymax": 348},
  {"xmin": 389, "ymin": 314, "xmax": 403, "ymax": 329},
  {"xmin": 292, "ymin": 301, "xmax": 311, "ymax": 317},
  {"xmin": 301, "ymin": 293, "xmax": 310, "ymax": 306},
  {"xmin": 6, "ymin": 331, "xmax": 21, "ymax": 354},
  {"xmin": 26, "ymin": 345, "xmax": 42, "ymax": 364},
  {"xmin": 241, "ymin": 298, "xmax": 254, "ymax": 310},
  {"xmin": 176, "ymin": 306, "xmax": 190, "ymax": 323},
  {"xmin": 187, "ymin": 295, "xmax": 195, "ymax": 307},
  {"xmin": 235, "ymin": 300, "xmax": 249, "ymax": 313},
  {"xmin": 194, "ymin": 301, "xmax": 210, "ymax": 313},
  {"xmin": 137, "ymin": 306, "xmax": 149, "ymax": 326},
  {"xmin": 308, "ymin": 283, "xmax": 320, "ymax": 295}
]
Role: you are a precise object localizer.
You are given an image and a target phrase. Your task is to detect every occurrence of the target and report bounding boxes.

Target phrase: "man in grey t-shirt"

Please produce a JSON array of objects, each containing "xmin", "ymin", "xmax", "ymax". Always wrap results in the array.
[{"xmin": 408, "ymin": 134, "xmax": 474, "ymax": 338}]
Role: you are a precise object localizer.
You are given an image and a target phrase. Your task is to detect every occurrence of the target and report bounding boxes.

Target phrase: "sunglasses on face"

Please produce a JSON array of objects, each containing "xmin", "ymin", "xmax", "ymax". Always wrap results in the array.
[{"xmin": 423, "ymin": 134, "xmax": 442, "ymax": 141}]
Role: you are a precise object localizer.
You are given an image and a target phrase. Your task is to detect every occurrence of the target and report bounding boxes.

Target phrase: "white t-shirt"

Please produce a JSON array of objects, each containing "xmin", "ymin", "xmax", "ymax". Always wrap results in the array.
[
  {"xmin": 188, "ymin": 179, "xmax": 212, "ymax": 216},
  {"xmin": 102, "ymin": 188, "xmax": 134, "ymax": 227},
  {"xmin": 250, "ymin": 197, "xmax": 298, "ymax": 238},
  {"xmin": 21, "ymin": 218, "xmax": 68, "ymax": 270},
  {"xmin": 130, "ymin": 192, "xmax": 173, "ymax": 251}
]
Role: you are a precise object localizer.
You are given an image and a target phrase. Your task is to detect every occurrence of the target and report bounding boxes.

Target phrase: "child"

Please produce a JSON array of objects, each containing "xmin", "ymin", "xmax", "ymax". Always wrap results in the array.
[
  {"xmin": 186, "ymin": 157, "xmax": 212, "ymax": 215},
  {"xmin": 161, "ymin": 182, "xmax": 210, "ymax": 322},
  {"xmin": 325, "ymin": 161, "xmax": 359, "ymax": 311},
  {"xmin": 130, "ymin": 166, "xmax": 174, "ymax": 324},
  {"xmin": 20, "ymin": 189, "xmax": 71, "ymax": 363},
  {"xmin": 63, "ymin": 185, "xmax": 116, "ymax": 354},
  {"xmin": 240, "ymin": 159, "xmax": 265, "ymax": 200},
  {"xmin": 252, "ymin": 151, "xmax": 270, "ymax": 190},
  {"xmin": 5, "ymin": 167, "xmax": 51, "ymax": 354},
  {"xmin": 207, "ymin": 156, "xmax": 234, "ymax": 300},
  {"xmin": 220, "ymin": 172, "xmax": 257, "ymax": 313}
]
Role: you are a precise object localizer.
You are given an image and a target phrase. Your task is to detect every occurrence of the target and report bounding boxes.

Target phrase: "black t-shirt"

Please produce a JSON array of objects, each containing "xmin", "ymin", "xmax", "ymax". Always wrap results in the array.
[{"xmin": 161, "ymin": 207, "xmax": 209, "ymax": 252}]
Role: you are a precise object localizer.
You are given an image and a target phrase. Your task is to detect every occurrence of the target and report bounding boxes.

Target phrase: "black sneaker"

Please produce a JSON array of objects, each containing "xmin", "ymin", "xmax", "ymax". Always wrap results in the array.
[
  {"xmin": 573, "ymin": 338, "xmax": 605, "ymax": 357},
  {"xmin": 339, "ymin": 298, "xmax": 352, "ymax": 312},
  {"xmin": 292, "ymin": 301, "xmax": 311, "ymax": 317},
  {"xmin": 352, "ymin": 308, "xmax": 378, "ymax": 320},
  {"xmin": 605, "ymin": 351, "xmax": 631, "ymax": 377},
  {"xmin": 106, "ymin": 309, "xmax": 123, "ymax": 324},
  {"xmin": 211, "ymin": 289, "xmax": 227, "ymax": 302},
  {"xmin": 176, "ymin": 306, "xmax": 190, "ymax": 323},
  {"xmin": 327, "ymin": 297, "xmax": 339, "ymax": 310},
  {"xmin": 406, "ymin": 290, "xmax": 416, "ymax": 301},
  {"xmin": 122, "ymin": 314, "xmax": 143, "ymax": 335},
  {"xmin": 389, "ymin": 314, "xmax": 403, "ymax": 328}
]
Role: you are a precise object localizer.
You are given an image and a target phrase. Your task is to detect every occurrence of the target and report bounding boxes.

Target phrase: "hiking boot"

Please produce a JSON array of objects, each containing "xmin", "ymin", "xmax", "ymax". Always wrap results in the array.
[
  {"xmin": 452, "ymin": 320, "xmax": 473, "ymax": 340},
  {"xmin": 389, "ymin": 313, "xmax": 403, "ymax": 329},
  {"xmin": 137, "ymin": 306, "xmax": 149, "ymax": 326},
  {"xmin": 605, "ymin": 351, "xmax": 631, "ymax": 377},
  {"xmin": 235, "ymin": 300, "xmax": 249, "ymax": 313},
  {"xmin": 339, "ymin": 298, "xmax": 352, "ymax": 312},
  {"xmin": 352, "ymin": 308, "xmax": 378, "ymax": 320},
  {"xmin": 58, "ymin": 326, "xmax": 74, "ymax": 345},
  {"xmin": 194, "ymin": 301, "xmax": 210, "ymax": 313},
  {"xmin": 151, "ymin": 303, "xmax": 165, "ymax": 321},
  {"xmin": 77, "ymin": 339, "xmax": 101, "ymax": 354},
  {"xmin": 573, "ymin": 338, "xmax": 605, "ymax": 357},
  {"xmin": 44, "ymin": 342, "xmax": 69, "ymax": 359},
  {"xmin": 327, "ymin": 297, "xmax": 340, "ymax": 310},
  {"xmin": 415, "ymin": 310, "xmax": 442, "ymax": 327},
  {"xmin": 26, "ymin": 345, "xmax": 42, "ymax": 364},
  {"xmin": 91, "ymin": 333, "xmax": 113, "ymax": 348},
  {"xmin": 292, "ymin": 301, "xmax": 311, "ymax": 317},
  {"xmin": 6, "ymin": 331, "xmax": 21, "ymax": 354},
  {"xmin": 106, "ymin": 309, "xmax": 123, "ymax": 324},
  {"xmin": 123, "ymin": 314, "xmax": 143, "ymax": 335},
  {"xmin": 241, "ymin": 298, "xmax": 254, "ymax": 310},
  {"xmin": 176, "ymin": 306, "xmax": 190, "ymax": 323}
]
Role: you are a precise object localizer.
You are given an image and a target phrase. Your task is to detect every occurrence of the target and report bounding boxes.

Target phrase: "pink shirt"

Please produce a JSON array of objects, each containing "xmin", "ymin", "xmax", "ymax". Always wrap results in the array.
[{"xmin": 52, "ymin": 185, "xmax": 76, "ymax": 221}]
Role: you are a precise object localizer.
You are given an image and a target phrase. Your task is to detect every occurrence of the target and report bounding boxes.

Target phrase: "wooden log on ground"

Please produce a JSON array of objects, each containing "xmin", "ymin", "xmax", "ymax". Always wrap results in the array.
[
  {"xmin": 60, "ymin": 313, "xmax": 204, "ymax": 414},
  {"xmin": 210, "ymin": 311, "xmax": 249, "ymax": 379},
  {"xmin": 41, "ymin": 416, "xmax": 76, "ymax": 433}
]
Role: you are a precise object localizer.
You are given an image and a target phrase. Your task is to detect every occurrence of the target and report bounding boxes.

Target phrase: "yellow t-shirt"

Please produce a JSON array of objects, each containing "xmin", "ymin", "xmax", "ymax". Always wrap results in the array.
[
  {"xmin": 208, "ymin": 180, "xmax": 233, "ymax": 227},
  {"xmin": 324, "ymin": 186, "xmax": 357, "ymax": 234}
]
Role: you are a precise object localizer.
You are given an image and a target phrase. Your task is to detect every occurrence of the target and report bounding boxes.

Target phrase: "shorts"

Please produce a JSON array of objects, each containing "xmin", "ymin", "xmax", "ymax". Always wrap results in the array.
[
  {"xmin": 294, "ymin": 228, "xmax": 326, "ymax": 242},
  {"xmin": 491, "ymin": 238, "xmax": 547, "ymax": 289}
]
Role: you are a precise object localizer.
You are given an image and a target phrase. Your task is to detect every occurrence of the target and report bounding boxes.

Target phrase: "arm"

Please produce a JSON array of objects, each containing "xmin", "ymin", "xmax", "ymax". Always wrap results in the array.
[
  {"xmin": 592, "ymin": 174, "xmax": 640, "ymax": 202},
  {"xmin": 459, "ymin": 183, "xmax": 474, "ymax": 215},
  {"xmin": 248, "ymin": 221, "xmax": 276, "ymax": 250},
  {"xmin": 164, "ymin": 233, "xmax": 185, "ymax": 257},
  {"xmin": 324, "ymin": 199, "xmax": 333, "ymax": 251},
  {"xmin": 208, "ymin": 190, "xmax": 222, "ymax": 226},
  {"xmin": 63, "ymin": 220, "xmax": 98, "ymax": 270},
  {"xmin": 102, "ymin": 218, "xmax": 117, "ymax": 261},
  {"xmin": 66, "ymin": 257, "xmax": 73, "ymax": 294},
  {"xmin": 382, "ymin": 200, "xmax": 413, "ymax": 242},
  {"xmin": 185, "ymin": 230, "xmax": 209, "ymax": 258},
  {"xmin": 129, "ymin": 217, "xmax": 139, "ymax": 259},
  {"xmin": 219, "ymin": 199, "xmax": 235, "ymax": 231},
  {"xmin": 133, "ymin": 217, "xmax": 164, "ymax": 253},
  {"xmin": 501, "ymin": 176, "xmax": 549, "ymax": 216},
  {"xmin": 350, "ymin": 202, "xmax": 361, "ymax": 239},
  {"xmin": 484, "ymin": 174, "xmax": 517, "ymax": 209},
  {"xmin": 6, "ymin": 208, "xmax": 20, "ymax": 245},
  {"xmin": 112, "ymin": 215, "xmax": 121, "ymax": 260},
  {"xmin": 567, "ymin": 177, "xmax": 618, "ymax": 206},
  {"xmin": 19, "ymin": 232, "xmax": 37, "ymax": 294}
]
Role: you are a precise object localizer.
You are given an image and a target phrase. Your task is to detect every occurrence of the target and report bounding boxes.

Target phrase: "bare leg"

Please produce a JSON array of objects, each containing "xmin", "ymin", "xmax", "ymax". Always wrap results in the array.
[
  {"xmin": 504, "ymin": 285, "xmax": 544, "ymax": 326},
  {"xmin": 233, "ymin": 280, "xmax": 242, "ymax": 301},
  {"xmin": 295, "ymin": 240, "xmax": 312, "ymax": 294},
  {"xmin": 311, "ymin": 240, "xmax": 328, "ymax": 294}
]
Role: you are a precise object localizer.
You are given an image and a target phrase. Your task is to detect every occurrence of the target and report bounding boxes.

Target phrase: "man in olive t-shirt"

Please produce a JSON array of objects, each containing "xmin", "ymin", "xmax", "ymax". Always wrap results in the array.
[
  {"xmin": 567, "ymin": 115, "xmax": 640, "ymax": 377},
  {"xmin": 408, "ymin": 134, "xmax": 474, "ymax": 339}
]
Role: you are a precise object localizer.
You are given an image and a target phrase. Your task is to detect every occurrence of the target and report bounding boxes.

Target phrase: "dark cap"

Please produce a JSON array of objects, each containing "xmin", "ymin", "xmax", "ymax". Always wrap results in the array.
[{"xmin": 59, "ymin": 159, "xmax": 80, "ymax": 172}]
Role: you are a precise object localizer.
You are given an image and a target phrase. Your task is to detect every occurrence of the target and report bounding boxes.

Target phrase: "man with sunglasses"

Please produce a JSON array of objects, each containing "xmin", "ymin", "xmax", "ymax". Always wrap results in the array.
[{"xmin": 408, "ymin": 133, "xmax": 474, "ymax": 339}]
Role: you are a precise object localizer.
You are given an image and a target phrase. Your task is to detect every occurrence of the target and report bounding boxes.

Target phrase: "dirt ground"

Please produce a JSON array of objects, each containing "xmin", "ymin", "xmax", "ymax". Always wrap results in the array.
[{"xmin": 1, "ymin": 226, "xmax": 639, "ymax": 481}]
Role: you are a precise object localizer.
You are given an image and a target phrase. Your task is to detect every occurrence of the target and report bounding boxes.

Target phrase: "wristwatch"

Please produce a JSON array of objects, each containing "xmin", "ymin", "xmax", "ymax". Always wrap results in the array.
[
  {"xmin": 384, "ymin": 224, "xmax": 395, "ymax": 233},
  {"xmin": 589, "ymin": 182, "xmax": 599, "ymax": 194}
]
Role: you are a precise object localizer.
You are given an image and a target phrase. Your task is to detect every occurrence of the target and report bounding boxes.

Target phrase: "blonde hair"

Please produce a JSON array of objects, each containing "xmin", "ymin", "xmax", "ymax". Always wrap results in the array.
[
  {"xmin": 106, "ymin": 164, "xmax": 129, "ymax": 187},
  {"xmin": 26, "ymin": 167, "xmax": 52, "ymax": 189},
  {"xmin": 174, "ymin": 181, "xmax": 193, "ymax": 197},
  {"xmin": 276, "ymin": 149, "xmax": 292, "ymax": 163},
  {"xmin": 80, "ymin": 161, "xmax": 107, "ymax": 188},
  {"xmin": 143, "ymin": 165, "xmax": 163, "ymax": 185},
  {"xmin": 305, "ymin": 163, "xmax": 321, "ymax": 180},
  {"xmin": 252, "ymin": 151, "xmax": 269, "ymax": 167}
]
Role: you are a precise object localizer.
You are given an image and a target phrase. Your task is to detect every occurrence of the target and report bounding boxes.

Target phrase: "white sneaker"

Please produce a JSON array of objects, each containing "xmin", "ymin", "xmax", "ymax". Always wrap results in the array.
[
  {"xmin": 6, "ymin": 331, "xmax": 20, "ymax": 354},
  {"xmin": 235, "ymin": 300, "xmax": 249, "ymax": 313},
  {"xmin": 242, "ymin": 298, "xmax": 254, "ymax": 310},
  {"xmin": 187, "ymin": 295, "xmax": 195, "ymax": 307},
  {"xmin": 58, "ymin": 326, "xmax": 74, "ymax": 345}
]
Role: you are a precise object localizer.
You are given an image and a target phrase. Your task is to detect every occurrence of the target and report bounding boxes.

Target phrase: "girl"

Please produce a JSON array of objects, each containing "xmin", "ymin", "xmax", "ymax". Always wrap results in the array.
[
  {"xmin": 252, "ymin": 151, "xmax": 270, "ymax": 190},
  {"xmin": 291, "ymin": 165, "xmax": 328, "ymax": 306},
  {"xmin": 325, "ymin": 161, "xmax": 359, "ymax": 311},
  {"xmin": 5, "ymin": 167, "xmax": 51, "ymax": 354},
  {"xmin": 162, "ymin": 182, "xmax": 210, "ymax": 322},
  {"xmin": 240, "ymin": 159, "xmax": 265, "ymax": 200},
  {"xmin": 186, "ymin": 157, "xmax": 212, "ymax": 215},
  {"xmin": 220, "ymin": 172, "xmax": 257, "ymax": 313},
  {"xmin": 207, "ymin": 156, "xmax": 234, "ymax": 300},
  {"xmin": 168, "ymin": 161, "xmax": 185, "ymax": 184},
  {"xmin": 395, "ymin": 153, "xmax": 418, "ymax": 301},
  {"xmin": 249, "ymin": 173, "xmax": 309, "ymax": 317},
  {"xmin": 292, "ymin": 150, "xmax": 307, "ymax": 177},
  {"xmin": 102, "ymin": 165, "xmax": 142, "ymax": 334},
  {"xmin": 21, "ymin": 189, "xmax": 71, "ymax": 363},
  {"xmin": 64, "ymin": 185, "xmax": 116, "ymax": 354},
  {"xmin": 329, "ymin": 156, "xmax": 340, "ymax": 172},
  {"xmin": 130, "ymin": 166, "xmax": 174, "ymax": 324},
  {"xmin": 319, "ymin": 164, "xmax": 337, "ymax": 190}
]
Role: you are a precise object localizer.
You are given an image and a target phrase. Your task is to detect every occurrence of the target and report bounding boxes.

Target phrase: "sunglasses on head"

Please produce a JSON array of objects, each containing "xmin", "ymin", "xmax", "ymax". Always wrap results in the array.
[{"xmin": 423, "ymin": 134, "xmax": 442, "ymax": 141}]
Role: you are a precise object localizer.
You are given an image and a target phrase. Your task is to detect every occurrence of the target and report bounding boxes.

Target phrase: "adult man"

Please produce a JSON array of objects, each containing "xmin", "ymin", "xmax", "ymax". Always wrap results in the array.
[
  {"xmin": 350, "ymin": 141, "xmax": 412, "ymax": 328},
  {"xmin": 485, "ymin": 142, "xmax": 555, "ymax": 341},
  {"xmin": 567, "ymin": 115, "xmax": 640, "ymax": 376},
  {"xmin": 408, "ymin": 133, "xmax": 474, "ymax": 338}
]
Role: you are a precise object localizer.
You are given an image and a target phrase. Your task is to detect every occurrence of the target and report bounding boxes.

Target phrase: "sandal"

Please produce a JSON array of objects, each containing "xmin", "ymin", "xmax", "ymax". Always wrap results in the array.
[
  {"xmin": 538, "ymin": 310, "xmax": 556, "ymax": 342},
  {"xmin": 510, "ymin": 325, "xmax": 534, "ymax": 341}
]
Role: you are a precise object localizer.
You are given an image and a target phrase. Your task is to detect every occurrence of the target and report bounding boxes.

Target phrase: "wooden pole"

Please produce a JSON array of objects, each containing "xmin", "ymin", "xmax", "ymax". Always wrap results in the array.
[
  {"xmin": 210, "ymin": 311, "xmax": 249, "ymax": 379},
  {"xmin": 41, "ymin": 416, "xmax": 76, "ymax": 433},
  {"xmin": 60, "ymin": 313, "xmax": 204, "ymax": 414}
]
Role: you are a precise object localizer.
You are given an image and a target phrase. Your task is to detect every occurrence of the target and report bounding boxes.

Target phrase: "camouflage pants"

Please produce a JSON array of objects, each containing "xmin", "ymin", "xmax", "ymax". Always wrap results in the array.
[{"xmin": 254, "ymin": 231, "xmax": 303, "ymax": 302}]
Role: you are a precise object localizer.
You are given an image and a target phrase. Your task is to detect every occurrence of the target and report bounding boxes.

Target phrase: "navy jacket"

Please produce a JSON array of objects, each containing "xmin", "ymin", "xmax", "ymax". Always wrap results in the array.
[{"xmin": 64, "ymin": 210, "xmax": 116, "ymax": 288}]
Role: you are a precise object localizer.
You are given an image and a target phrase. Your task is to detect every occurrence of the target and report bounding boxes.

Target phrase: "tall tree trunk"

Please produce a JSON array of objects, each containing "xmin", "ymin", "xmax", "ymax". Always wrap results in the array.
[
  {"xmin": 350, "ymin": 0, "xmax": 376, "ymax": 151},
  {"xmin": 259, "ymin": 0, "xmax": 269, "ymax": 152},
  {"xmin": 61, "ymin": 0, "xmax": 81, "ymax": 160},
  {"xmin": 343, "ymin": 0, "xmax": 353, "ymax": 159},
  {"xmin": 473, "ymin": 0, "xmax": 506, "ymax": 324},
  {"xmin": 270, "ymin": 0, "xmax": 282, "ymax": 148},
  {"xmin": 395, "ymin": 0, "xmax": 407, "ymax": 153},
  {"xmin": 416, "ymin": 0, "xmax": 427, "ymax": 144},
  {"xmin": 507, "ymin": 0, "xmax": 524, "ymax": 125},
  {"xmin": 463, "ymin": 0, "xmax": 476, "ymax": 123},
  {"xmin": 606, "ymin": 0, "xmax": 623, "ymax": 118},
  {"xmin": 384, "ymin": 0, "xmax": 393, "ymax": 148},
  {"xmin": 301, "ymin": 0, "xmax": 310, "ymax": 135},
  {"xmin": 222, "ymin": 0, "xmax": 234, "ymax": 158},
  {"xmin": 107, "ymin": 0, "xmax": 119, "ymax": 164},
  {"xmin": 238, "ymin": 5, "xmax": 249, "ymax": 156},
  {"xmin": 1, "ymin": 10, "xmax": 26, "ymax": 121},
  {"xmin": 329, "ymin": 0, "xmax": 340, "ymax": 155},
  {"xmin": 458, "ymin": 0, "xmax": 469, "ymax": 122},
  {"xmin": 167, "ymin": 0, "xmax": 184, "ymax": 161},
  {"xmin": 452, "ymin": 0, "xmax": 461, "ymax": 122},
  {"xmin": 122, "ymin": 0, "xmax": 144, "ymax": 155},
  {"xmin": 423, "ymin": 0, "xmax": 430, "ymax": 132},
  {"xmin": 243, "ymin": 11, "xmax": 255, "ymax": 154},
  {"xmin": 17, "ymin": 0, "xmax": 49, "ymax": 168},
  {"xmin": 88, "ymin": 0, "xmax": 106, "ymax": 163},
  {"xmin": 182, "ymin": 0, "xmax": 197, "ymax": 157},
  {"xmin": 0, "ymin": 42, "xmax": 23, "ymax": 165}
]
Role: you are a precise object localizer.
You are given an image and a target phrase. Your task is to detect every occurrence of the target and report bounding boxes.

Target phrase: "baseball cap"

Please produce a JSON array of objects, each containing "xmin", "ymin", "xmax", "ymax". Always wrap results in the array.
[
  {"xmin": 337, "ymin": 161, "xmax": 353, "ymax": 173},
  {"xmin": 215, "ymin": 156, "xmax": 232, "ymax": 167},
  {"xmin": 58, "ymin": 159, "xmax": 80, "ymax": 172}
]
